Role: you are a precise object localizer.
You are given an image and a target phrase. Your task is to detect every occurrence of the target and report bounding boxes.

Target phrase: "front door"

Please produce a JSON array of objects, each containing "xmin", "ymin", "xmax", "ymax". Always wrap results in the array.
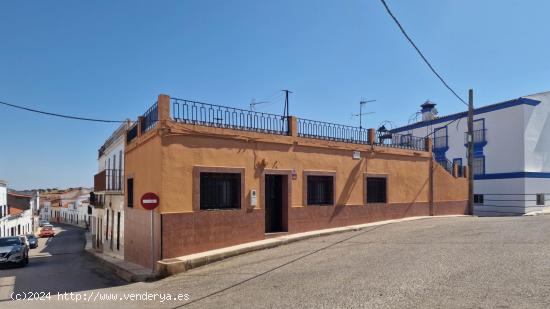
[{"xmin": 265, "ymin": 175, "xmax": 285, "ymax": 233}]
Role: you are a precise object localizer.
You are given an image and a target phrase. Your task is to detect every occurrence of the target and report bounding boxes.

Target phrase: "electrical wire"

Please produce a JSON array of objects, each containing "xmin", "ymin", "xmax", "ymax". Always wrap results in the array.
[
  {"xmin": 379, "ymin": 0, "xmax": 468, "ymax": 106},
  {"xmin": 0, "ymin": 100, "xmax": 126, "ymax": 123}
]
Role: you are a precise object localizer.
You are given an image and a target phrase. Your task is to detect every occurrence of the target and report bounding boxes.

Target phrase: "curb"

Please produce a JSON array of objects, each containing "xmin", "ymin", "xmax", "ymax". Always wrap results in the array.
[
  {"xmin": 157, "ymin": 215, "xmax": 469, "ymax": 277},
  {"xmin": 84, "ymin": 232, "xmax": 155, "ymax": 282}
]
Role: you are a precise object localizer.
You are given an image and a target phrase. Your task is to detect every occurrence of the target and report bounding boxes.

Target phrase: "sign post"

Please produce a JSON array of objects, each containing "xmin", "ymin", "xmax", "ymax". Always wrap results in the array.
[{"xmin": 141, "ymin": 192, "xmax": 159, "ymax": 271}]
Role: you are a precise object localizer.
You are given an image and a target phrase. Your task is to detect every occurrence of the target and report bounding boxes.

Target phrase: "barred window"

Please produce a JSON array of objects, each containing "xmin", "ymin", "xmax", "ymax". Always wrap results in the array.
[
  {"xmin": 366, "ymin": 177, "xmax": 387, "ymax": 203},
  {"xmin": 474, "ymin": 194, "xmax": 484, "ymax": 204},
  {"xmin": 307, "ymin": 176, "xmax": 334, "ymax": 205},
  {"xmin": 200, "ymin": 173, "xmax": 241, "ymax": 210},
  {"xmin": 537, "ymin": 193, "xmax": 545, "ymax": 206},
  {"xmin": 126, "ymin": 178, "xmax": 134, "ymax": 208}
]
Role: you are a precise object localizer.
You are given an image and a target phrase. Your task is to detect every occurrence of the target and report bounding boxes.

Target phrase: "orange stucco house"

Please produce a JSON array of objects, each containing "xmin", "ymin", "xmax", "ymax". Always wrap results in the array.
[{"xmin": 123, "ymin": 94, "xmax": 469, "ymax": 270}]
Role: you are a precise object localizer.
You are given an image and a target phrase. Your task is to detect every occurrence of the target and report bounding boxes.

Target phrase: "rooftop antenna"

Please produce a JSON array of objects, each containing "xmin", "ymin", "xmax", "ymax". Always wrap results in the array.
[
  {"xmin": 249, "ymin": 99, "xmax": 269, "ymax": 111},
  {"xmin": 352, "ymin": 99, "xmax": 376, "ymax": 129}
]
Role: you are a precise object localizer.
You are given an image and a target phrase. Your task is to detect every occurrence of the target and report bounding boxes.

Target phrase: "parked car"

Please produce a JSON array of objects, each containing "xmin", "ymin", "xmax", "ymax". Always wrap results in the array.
[
  {"xmin": 26, "ymin": 234, "xmax": 38, "ymax": 249},
  {"xmin": 38, "ymin": 226, "xmax": 55, "ymax": 238},
  {"xmin": 0, "ymin": 236, "xmax": 29, "ymax": 266},
  {"xmin": 39, "ymin": 220, "xmax": 49, "ymax": 227}
]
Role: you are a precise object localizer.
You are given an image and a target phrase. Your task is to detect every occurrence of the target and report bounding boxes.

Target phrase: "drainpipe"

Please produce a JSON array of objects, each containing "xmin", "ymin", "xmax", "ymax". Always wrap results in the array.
[{"xmin": 426, "ymin": 137, "xmax": 434, "ymax": 216}]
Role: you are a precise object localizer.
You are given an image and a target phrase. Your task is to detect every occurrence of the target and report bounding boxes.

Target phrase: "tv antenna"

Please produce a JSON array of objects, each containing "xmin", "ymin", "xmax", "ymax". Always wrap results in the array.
[
  {"xmin": 352, "ymin": 99, "xmax": 376, "ymax": 129},
  {"xmin": 249, "ymin": 99, "xmax": 269, "ymax": 111}
]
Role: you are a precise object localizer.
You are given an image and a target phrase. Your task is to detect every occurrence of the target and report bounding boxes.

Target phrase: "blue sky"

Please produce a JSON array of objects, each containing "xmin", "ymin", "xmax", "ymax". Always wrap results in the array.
[{"xmin": 1, "ymin": 0, "xmax": 549, "ymax": 189}]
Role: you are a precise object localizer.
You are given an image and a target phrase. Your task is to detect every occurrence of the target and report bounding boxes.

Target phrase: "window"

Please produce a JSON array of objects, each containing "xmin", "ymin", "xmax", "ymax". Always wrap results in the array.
[
  {"xmin": 453, "ymin": 158, "xmax": 463, "ymax": 177},
  {"xmin": 537, "ymin": 193, "xmax": 545, "ymax": 206},
  {"xmin": 127, "ymin": 178, "xmax": 134, "ymax": 208},
  {"xmin": 307, "ymin": 176, "xmax": 334, "ymax": 205},
  {"xmin": 473, "ymin": 157, "xmax": 485, "ymax": 175},
  {"xmin": 474, "ymin": 194, "xmax": 484, "ymax": 204},
  {"xmin": 366, "ymin": 177, "xmax": 387, "ymax": 203},
  {"xmin": 433, "ymin": 127, "xmax": 448, "ymax": 149},
  {"xmin": 200, "ymin": 173, "xmax": 241, "ymax": 210}
]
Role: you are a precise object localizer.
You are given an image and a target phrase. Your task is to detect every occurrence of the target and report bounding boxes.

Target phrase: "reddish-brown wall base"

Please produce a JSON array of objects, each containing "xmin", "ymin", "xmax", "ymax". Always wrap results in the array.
[
  {"xmin": 287, "ymin": 203, "xmax": 430, "ymax": 233},
  {"xmin": 161, "ymin": 201, "xmax": 467, "ymax": 259},
  {"xmin": 434, "ymin": 200, "xmax": 469, "ymax": 216},
  {"xmin": 162, "ymin": 209, "xmax": 264, "ymax": 259}
]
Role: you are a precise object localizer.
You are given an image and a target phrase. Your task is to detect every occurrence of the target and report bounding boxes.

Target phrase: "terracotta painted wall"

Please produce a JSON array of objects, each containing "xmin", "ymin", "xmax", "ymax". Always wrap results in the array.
[
  {"xmin": 158, "ymin": 123, "xmax": 432, "ymax": 214},
  {"xmin": 433, "ymin": 162, "xmax": 469, "ymax": 215},
  {"xmin": 125, "ymin": 118, "xmax": 468, "ymax": 265},
  {"xmin": 124, "ymin": 132, "xmax": 163, "ymax": 268}
]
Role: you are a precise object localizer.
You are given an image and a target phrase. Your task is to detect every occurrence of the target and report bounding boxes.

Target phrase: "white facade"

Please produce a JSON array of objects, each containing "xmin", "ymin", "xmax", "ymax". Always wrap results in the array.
[
  {"xmin": 0, "ymin": 181, "xmax": 7, "ymax": 237},
  {"xmin": 0, "ymin": 186, "xmax": 34, "ymax": 237},
  {"xmin": 3, "ymin": 209, "xmax": 33, "ymax": 237},
  {"xmin": 392, "ymin": 91, "xmax": 550, "ymax": 215},
  {"xmin": 91, "ymin": 121, "xmax": 129, "ymax": 259}
]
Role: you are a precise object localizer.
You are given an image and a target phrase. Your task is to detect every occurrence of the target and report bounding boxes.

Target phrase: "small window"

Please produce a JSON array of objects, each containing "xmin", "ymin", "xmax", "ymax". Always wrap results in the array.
[
  {"xmin": 307, "ymin": 176, "xmax": 334, "ymax": 205},
  {"xmin": 200, "ymin": 173, "xmax": 241, "ymax": 210},
  {"xmin": 473, "ymin": 157, "xmax": 485, "ymax": 175},
  {"xmin": 537, "ymin": 193, "xmax": 545, "ymax": 206},
  {"xmin": 127, "ymin": 178, "xmax": 134, "ymax": 208},
  {"xmin": 474, "ymin": 194, "xmax": 484, "ymax": 204},
  {"xmin": 366, "ymin": 177, "xmax": 387, "ymax": 203}
]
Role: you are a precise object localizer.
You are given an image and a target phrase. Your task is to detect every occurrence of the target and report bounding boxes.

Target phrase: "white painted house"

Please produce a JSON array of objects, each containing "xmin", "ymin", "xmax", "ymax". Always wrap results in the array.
[
  {"xmin": 91, "ymin": 120, "xmax": 130, "ymax": 259},
  {"xmin": 0, "ymin": 180, "xmax": 7, "ymax": 237},
  {"xmin": 391, "ymin": 91, "xmax": 550, "ymax": 216}
]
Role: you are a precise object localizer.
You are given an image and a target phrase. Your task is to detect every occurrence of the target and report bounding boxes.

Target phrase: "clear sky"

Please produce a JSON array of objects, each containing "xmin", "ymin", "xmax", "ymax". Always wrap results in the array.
[{"xmin": 1, "ymin": 0, "xmax": 549, "ymax": 190}]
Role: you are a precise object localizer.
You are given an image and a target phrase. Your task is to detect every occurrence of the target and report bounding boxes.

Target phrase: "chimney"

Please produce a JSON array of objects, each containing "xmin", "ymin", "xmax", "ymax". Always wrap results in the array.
[{"xmin": 421, "ymin": 100, "xmax": 437, "ymax": 121}]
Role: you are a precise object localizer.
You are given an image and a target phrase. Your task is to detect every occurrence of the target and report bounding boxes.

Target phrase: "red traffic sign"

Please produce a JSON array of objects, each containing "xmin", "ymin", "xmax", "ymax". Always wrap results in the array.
[{"xmin": 141, "ymin": 192, "xmax": 159, "ymax": 210}]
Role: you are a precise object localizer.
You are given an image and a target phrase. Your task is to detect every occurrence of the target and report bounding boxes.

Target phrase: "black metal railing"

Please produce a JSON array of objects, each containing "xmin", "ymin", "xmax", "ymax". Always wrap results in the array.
[
  {"xmin": 171, "ymin": 98, "xmax": 289, "ymax": 135},
  {"xmin": 126, "ymin": 123, "xmax": 138, "ymax": 144},
  {"xmin": 297, "ymin": 118, "xmax": 369, "ymax": 144},
  {"xmin": 436, "ymin": 158, "xmax": 454, "ymax": 174},
  {"xmin": 106, "ymin": 169, "xmax": 123, "ymax": 191},
  {"xmin": 376, "ymin": 132, "xmax": 426, "ymax": 150},
  {"xmin": 464, "ymin": 129, "xmax": 487, "ymax": 144},
  {"xmin": 141, "ymin": 102, "xmax": 158, "ymax": 134}
]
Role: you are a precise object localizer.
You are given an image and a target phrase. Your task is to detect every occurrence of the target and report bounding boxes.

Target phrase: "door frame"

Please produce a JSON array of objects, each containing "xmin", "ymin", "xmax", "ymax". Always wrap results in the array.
[{"xmin": 261, "ymin": 169, "xmax": 292, "ymax": 233}]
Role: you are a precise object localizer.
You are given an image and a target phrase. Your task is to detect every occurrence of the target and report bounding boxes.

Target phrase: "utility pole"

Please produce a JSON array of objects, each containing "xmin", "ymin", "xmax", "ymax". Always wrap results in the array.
[
  {"xmin": 467, "ymin": 89, "xmax": 474, "ymax": 215},
  {"xmin": 282, "ymin": 90, "xmax": 292, "ymax": 118},
  {"xmin": 353, "ymin": 99, "xmax": 376, "ymax": 129}
]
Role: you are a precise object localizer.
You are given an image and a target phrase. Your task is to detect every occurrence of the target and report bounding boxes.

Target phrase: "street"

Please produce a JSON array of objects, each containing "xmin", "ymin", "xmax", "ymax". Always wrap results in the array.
[
  {"xmin": 4, "ymin": 215, "xmax": 550, "ymax": 308},
  {"xmin": 0, "ymin": 224, "xmax": 125, "ymax": 302}
]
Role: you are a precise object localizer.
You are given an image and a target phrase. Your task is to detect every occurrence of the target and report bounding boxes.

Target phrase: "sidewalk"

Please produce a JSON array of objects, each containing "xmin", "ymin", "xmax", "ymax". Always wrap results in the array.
[
  {"xmin": 84, "ymin": 232, "xmax": 155, "ymax": 282},
  {"xmin": 157, "ymin": 214, "xmax": 469, "ymax": 277}
]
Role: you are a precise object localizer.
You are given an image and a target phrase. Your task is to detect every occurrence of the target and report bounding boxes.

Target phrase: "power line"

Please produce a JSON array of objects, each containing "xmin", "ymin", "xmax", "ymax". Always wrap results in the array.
[
  {"xmin": 379, "ymin": 0, "xmax": 468, "ymax": 106},
  {"xmin": 0, "ymin": 100, "xmax": 126, "ymax": 123}
]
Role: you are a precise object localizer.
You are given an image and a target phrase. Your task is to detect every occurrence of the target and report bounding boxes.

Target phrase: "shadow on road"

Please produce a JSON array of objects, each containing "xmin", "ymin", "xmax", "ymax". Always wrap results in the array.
[{"xmin": 0, "ymin": 223, "xmax": 129, "ymax": 296}]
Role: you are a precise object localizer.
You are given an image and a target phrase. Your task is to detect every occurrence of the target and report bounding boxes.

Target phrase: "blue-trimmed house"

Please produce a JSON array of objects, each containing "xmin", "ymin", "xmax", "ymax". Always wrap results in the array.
[{"xmin": 391, "ymin": 91, "xmax": 550, "ymax": 216}]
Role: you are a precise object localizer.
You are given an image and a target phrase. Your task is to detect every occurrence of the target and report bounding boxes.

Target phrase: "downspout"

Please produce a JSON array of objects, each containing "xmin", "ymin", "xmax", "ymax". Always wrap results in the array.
[{"xmin": 426, "ymin": 137, "xmax": 434, "ymax": 216}]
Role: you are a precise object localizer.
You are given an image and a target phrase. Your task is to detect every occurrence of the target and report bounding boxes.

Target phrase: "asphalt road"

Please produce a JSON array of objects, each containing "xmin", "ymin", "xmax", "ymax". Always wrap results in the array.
[
  {"xmin": 5, "ymin": 215, "xmax": 550, "ymax": 309},
  {"xmin": 0, "ymin": 223, "xmax": 125, "ymax": 302}
]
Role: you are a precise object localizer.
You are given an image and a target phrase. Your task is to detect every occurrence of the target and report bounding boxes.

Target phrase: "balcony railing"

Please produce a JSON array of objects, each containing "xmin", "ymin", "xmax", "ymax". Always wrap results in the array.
[
  {"xmin": 376, "ymin": 131, "xmax": 426, "ymax": 150},
  {"xmin": 436, "ymin": 158, "xmax": 454, "ymax": 174},
  {"xmin": 297, "ymin": 118, "xmax": 369, "ymax": 144},
  {"xmin": 171, "ymin": 98, "xmax": 289, "ymax": 135},
  {"xmin": 167, "ymin": 97, "xmax": 427, "ymax": 152},
  {"xmin": 141, "ymin": 102, "xmax": 158, "ymax": 134},
  {"xmin": 464, "ymin": 129, "xmax": 487, "ymax": 144},
  {"xmin": 126, "ymin": 123, "xmax": 138, "ymax": 144},
  {"xmin": 93, "ymin": 169, "xmax": 123, "ymax": 192},
  {"xmin": 106, "ymin": 169, "xmax": 123, "ymax": 191}
]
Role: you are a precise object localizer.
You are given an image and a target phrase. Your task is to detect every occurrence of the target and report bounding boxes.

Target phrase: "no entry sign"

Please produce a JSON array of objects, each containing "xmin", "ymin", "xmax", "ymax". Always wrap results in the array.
[{"xmin": 141, "ymin": 192, "xmax": 159, "ymax": 210}]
